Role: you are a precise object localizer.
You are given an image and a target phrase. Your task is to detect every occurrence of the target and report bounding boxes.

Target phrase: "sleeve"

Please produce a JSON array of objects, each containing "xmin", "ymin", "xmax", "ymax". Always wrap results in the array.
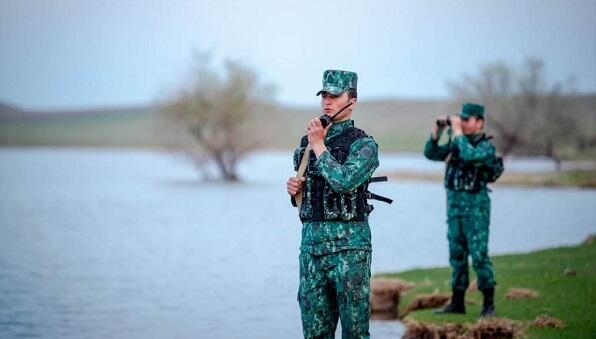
[
  {"xmin": 314, "ymin": 137, "xmax": 379, "ymax": 193},
  {"xmin": 452, "ymin": 135, "xmax": 495, "ymax": 165},
  {"xmin": 423, "ymin": 134, "xmax": 451, "ymax": 161}
]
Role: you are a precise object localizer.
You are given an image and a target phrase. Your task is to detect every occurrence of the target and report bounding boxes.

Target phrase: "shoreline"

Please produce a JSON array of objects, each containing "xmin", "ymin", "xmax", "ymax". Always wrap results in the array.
[
  {"xmin": 382, "ymin": 169, "xmax": 596, "ymax": 189},
  {"xmin": 378, "ymin": 236, "xmax": 596, "ymax": 338}
]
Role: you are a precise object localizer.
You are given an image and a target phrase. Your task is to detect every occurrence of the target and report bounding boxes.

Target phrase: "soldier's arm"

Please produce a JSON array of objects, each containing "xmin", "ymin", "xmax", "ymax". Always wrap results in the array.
[
  {"xmin": 314, "ymin": 137, "xmax": 379, "ymax": 194},
  {"xmin": 452, "ymin": 136, "xmax": 495, "ymax": 165},
  {"xmin": 423, "ymin": 134, "xmax": 451, "ymax": 161}
]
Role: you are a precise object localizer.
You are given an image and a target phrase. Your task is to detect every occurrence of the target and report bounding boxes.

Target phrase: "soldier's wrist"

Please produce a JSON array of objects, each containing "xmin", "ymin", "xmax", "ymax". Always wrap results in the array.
[{"xmin": 312, "ymin": 143, "xmax": 327, "ymax": 157}]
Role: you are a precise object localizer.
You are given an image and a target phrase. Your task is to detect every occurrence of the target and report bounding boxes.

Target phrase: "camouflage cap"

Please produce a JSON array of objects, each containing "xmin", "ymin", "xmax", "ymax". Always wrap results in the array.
[
  {"xmin": 316, "ymin": 70, "xmax": 358, "ymax": 96},
  {"xmin": 460, "ymin": 102, "xmax": 485, "ymax": 119}
]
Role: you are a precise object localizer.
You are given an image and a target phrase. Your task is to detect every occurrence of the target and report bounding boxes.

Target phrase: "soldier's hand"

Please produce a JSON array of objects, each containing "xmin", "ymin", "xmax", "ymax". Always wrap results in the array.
[
  {"xmin": 287, "ymin": 176, "xmax": 306, "ymax": 196},
  {"xmin": 307, "ymin": 118, "xmax": 330, "ymax": 157},
  {"xmin": 450, "ymin": 115, "xmax": 463, "ymax": 135}
]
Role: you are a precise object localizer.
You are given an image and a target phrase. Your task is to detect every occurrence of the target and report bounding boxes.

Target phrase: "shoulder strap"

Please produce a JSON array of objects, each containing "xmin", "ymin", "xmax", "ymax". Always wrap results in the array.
[
  {"xmin": 299, "ymin": 135, "xmax": 309, "ymax": 147},
  {"xmin": 327, "ymin": 127, "xmax": 368, "ymax": 148}
]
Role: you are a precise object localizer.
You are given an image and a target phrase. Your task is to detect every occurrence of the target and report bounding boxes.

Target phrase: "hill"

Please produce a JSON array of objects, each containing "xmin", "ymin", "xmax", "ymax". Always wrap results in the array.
[{"xmin": 0, "ymin": 96, "xmax": 594, "ymax": 156}]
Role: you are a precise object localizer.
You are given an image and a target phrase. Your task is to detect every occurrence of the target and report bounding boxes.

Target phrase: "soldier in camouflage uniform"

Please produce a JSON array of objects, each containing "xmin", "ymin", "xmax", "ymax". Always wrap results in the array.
[
  {"xmin": 424, "ymin": 103, "xmax": 497, "ymax": 317},
  {"xmin": 286, "ymin": 70, "xmax": 379, "ymax": 338}
]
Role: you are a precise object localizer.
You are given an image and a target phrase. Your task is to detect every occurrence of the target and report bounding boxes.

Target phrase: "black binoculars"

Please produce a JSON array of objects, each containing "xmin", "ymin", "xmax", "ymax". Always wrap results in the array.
[{"xmin": 436, "ymin": 118, "xmax": 451, "ymax": 128}]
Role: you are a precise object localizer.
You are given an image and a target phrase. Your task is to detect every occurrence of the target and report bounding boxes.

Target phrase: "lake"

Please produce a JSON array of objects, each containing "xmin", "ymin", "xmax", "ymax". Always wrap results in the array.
[{"xmin": 1, "ymin": 148, "xmax": 595, "ymax": 338}]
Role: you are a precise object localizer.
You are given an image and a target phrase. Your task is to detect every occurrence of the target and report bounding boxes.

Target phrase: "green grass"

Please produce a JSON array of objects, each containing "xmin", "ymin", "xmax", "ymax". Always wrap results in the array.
[
  {"xmin": 497, "ymin": 170, "xmax": 596, "ymax": 188},
  {"xmin": 379, "ymin": 239, "xmax": 596, "ymax": 338}
]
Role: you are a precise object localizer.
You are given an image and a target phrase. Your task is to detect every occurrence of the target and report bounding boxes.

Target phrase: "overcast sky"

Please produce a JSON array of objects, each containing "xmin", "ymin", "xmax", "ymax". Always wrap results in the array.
[{"xmin": 1, "ymin": 0, "xmax": 595, "ymax": 110}]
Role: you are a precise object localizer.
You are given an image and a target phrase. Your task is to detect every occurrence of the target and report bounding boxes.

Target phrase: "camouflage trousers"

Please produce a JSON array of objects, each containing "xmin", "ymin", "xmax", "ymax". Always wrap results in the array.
[
  {"xmin": 298, "ymin": 249, "xmax": 371, "ymax": 339},
  {"xmin": 447, "ymin": 214, "xmax": 496, "ymax": 291}
]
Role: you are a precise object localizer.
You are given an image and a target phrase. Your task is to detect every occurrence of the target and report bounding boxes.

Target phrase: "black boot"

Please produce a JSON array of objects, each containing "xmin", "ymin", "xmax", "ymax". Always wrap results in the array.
[
  {"xmin": 434, "ymin": 289, "xmax": 466, "ymax": 314},
  {"xmin": 480, "ymin": 288, "xmax": 495, "ymax": 317}
]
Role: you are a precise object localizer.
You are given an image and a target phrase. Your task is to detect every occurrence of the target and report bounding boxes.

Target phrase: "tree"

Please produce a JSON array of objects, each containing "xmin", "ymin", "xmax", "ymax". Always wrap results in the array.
[
  {"xmin": 448, "ymin": 58, "xmax": 577, "ymax": 160},
  {"xmin": 160, "ymin": 54, "xmax": 275, "ymax": 181}
]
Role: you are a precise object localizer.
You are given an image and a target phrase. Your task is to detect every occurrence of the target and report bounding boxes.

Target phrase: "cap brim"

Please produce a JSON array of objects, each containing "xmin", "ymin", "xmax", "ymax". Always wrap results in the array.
[
  {"xmin": 459, "ymin": 112, "xmax": 483, "ymax": 119},
  {"xmin": 316, "ymin": 86, "xmax": 344, "ymax": 96}
]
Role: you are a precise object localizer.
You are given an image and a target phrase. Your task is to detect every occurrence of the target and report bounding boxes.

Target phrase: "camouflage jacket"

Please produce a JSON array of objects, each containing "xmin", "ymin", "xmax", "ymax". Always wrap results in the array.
[
  {"xmin": 294, "ymin": 119, "xmax": 379, "ymax": 255},
  {"xmin": 424, "ymin": 133, "xmax": 495, "ymax": 217}
]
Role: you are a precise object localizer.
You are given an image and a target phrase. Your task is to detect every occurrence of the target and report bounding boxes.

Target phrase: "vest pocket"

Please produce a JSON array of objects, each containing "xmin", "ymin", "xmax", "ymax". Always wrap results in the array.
[
  {"xmin": 323, "ymin": 183, "xmax": 341, "ymax": 219},
  {"xmin": 300, "ymin": 177, "xmax": 314, "ymax": 219},
  {"xmin": 340, "ymin": 192, "xmax": 358, "ymax": 220}
]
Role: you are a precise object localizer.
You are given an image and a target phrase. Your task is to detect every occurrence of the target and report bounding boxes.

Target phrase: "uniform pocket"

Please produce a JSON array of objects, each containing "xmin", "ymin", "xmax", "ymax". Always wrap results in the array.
[{"xmin": 341, "ymin": 250, "xmax": 371, "ymax": 300}]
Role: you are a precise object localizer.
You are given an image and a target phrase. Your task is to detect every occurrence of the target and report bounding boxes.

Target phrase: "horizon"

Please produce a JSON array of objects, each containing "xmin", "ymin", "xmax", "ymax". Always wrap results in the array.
[{"xmin": 3, "ymin": 92, "xmax": 596, "ymax": 114}]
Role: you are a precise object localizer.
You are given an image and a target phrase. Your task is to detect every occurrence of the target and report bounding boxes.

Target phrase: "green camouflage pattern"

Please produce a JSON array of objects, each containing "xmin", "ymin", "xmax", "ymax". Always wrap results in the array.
[
  {"xmin": 294, "ymin": 119, "xmax": 378, "ymax": 338},
  {"xmin": 316, "ymin": 70, "xmax": 358, "ymax": 96},
  {"xmin": 298, "ymin": 250, "xmax": 371, "ymax": 339},
  {"xmin": 424, "ymin": 134, "xmax": 496, "ymax": 194},
  {"xmin": 460, "ymin": 102, "xmax": 485, "ymax": 119},
  {"xmin": 447, "ymin": 192, "xmax": 495, "ymax": 291},
  {"xmin": 297, "ymin": 120, "xmax": 379, "ymax": 255},
  {"xmin": 424, "ymin": 133, "xmax": 496, "ymax": 291}
]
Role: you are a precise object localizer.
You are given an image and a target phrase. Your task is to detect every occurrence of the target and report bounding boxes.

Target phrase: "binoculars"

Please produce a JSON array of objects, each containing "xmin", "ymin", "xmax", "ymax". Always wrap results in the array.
[{"xmin": 436, "ymin": 118, "xmax": 451, "ymax": 128}]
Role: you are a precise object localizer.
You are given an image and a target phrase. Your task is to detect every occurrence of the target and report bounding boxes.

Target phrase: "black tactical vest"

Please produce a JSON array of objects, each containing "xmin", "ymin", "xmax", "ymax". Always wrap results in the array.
[
  {"xmin": 295, "ymin": 127, "xmax": 374, "ymax": 222},
  {"xmin": 445, "ymin": 134, "xmax": 499, "ymax": 192}
]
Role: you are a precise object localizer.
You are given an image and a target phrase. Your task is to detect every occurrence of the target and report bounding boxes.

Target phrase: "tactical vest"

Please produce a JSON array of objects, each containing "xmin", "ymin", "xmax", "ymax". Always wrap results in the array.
[
  {"xmin": 444, "ymin": 134, "xmax": 501, "ymax": 192},
  {"xmin": 294, "ymin": 127, "xmax": 391, "ymax": 222}
]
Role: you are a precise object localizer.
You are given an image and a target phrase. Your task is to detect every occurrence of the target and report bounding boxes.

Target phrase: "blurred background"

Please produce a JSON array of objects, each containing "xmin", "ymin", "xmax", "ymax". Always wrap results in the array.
[{"xmin": 1, "ymin": 1, "xmax": 595, "ymax": 338}]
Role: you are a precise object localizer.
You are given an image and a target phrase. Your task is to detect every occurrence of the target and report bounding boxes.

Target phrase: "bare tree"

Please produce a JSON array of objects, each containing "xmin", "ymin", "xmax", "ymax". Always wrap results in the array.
[
  {"xmin": 160, "ymin": 54, "xmax": 275, "ymax": 181},
  {"xmin": 448, "ymin": 58, "xmax": 576, "ymax": 161}
]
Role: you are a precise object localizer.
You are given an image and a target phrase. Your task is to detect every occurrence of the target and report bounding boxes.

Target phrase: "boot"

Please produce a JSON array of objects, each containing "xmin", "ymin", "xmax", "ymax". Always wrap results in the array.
[
  {"xmin": 434, "ymin": 289, "xmax": 466, "ymax": 314},
  {"xmin": 480, "ymin": 287, "xmax": 495, "ymax": 317}
]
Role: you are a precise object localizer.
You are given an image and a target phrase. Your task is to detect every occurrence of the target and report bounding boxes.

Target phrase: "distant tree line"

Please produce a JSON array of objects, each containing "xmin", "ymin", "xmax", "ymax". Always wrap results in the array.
[{"xmin": 449, "ymin": 58, "xmax": 595, "ymax": 163}]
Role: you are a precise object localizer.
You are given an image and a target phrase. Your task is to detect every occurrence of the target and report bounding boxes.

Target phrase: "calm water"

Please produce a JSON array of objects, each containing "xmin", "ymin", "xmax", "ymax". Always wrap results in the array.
[{"xmin": 1, "ymin": 148, "xmax": 595, "ymax": 339}]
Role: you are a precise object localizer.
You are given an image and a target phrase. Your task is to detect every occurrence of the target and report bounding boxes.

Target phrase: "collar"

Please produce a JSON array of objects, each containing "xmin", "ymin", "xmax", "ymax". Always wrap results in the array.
[
  {"xmin": 326, "ymin": 119, "xmax": 354, "ymax": 140},
  {"xmin": 466, "ymin": 133, "xmax": 485, "ymax": 144}
]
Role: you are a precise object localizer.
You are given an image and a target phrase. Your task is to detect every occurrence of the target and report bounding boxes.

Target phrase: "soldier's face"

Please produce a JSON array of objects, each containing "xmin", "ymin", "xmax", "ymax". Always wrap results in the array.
[
  {"xmin": 320, "ymin": 92, "xmax": 354, "ymax": 121},
  {"xmin": 462, "ymin": 116, "xmax": 484, "ymax": 135}
]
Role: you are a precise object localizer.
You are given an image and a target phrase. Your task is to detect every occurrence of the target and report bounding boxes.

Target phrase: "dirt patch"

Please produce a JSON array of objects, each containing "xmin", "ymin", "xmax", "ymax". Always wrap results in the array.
[
  {"xmin": 402, "ymin": 319, "xmax": 468, "ymax": 339},
  {"xmin": 372, "ymin": 277, "xmax": 415, "ymax": 293},
  {"xmin": 405, "ymin": 293, "xmax": 451, "ymax": 313},
  {"xmin": 531, "ymin": 315, "xmax": 565, "ymax": 329},
  {"xmin": 505, "ymin": 288, "xmax": 539, "ymax": 299},
  {"xmin": 370, "ymin": 278, "xmax": 413, "ymax": 319},
  {"xmin": 469, "ymin": 318, "xmax": 524, "ymax": 338},
  {"xmin": 402, "ymin": 318, "xmax": 525, "ymax": 339}
]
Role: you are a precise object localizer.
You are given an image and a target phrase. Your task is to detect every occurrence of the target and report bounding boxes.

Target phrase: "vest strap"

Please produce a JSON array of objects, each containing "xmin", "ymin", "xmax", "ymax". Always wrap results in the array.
[
  {"xmin": 368, "ymin": 176, "xmax": 388, "ymax": 183},
  {"xmin": 366, "ymin": 192, "xmax": 393, "ymax": 205}
]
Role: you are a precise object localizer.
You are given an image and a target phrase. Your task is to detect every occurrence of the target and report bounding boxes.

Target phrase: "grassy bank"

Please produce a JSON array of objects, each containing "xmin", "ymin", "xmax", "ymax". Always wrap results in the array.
[
  {"xmin": 378, "ymin": 237, "xmax": 596, "ymax": 338},
  {"xmin": 384, "ymin": 169, "xmax": 596, "ymax": 189}
]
